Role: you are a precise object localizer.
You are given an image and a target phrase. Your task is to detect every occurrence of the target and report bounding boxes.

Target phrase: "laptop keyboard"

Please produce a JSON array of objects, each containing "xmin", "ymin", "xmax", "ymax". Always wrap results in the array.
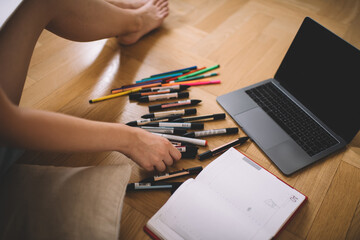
[{"xmin": 245, "ymin": 82, "xmax": 338, "ymax": 156}]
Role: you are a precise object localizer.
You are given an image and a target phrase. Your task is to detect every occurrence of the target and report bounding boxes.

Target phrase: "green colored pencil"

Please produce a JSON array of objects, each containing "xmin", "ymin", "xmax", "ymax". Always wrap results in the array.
[{"xmin": 177, "ymin": 64, "xmax": 220, "ymax": 80}]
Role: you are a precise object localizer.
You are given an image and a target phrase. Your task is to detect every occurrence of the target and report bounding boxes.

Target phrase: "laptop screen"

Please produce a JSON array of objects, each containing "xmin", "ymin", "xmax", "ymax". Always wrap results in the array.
[{"xmin": 275, "ymin": 17, "xmax": 360, "ymax": 143}]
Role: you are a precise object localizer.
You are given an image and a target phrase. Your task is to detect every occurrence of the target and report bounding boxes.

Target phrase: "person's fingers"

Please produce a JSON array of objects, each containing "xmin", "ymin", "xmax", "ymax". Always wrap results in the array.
[
  {"xmin": 154, "ymin": 160, "xmax": 166, "ymax": 172},
  {"xmin": 169, "ymin": 145, "xmax": 181, "ymax": 161},
  {"xmin": 162, "ymin": 153, "xmax": 174, "ymax": 166}
]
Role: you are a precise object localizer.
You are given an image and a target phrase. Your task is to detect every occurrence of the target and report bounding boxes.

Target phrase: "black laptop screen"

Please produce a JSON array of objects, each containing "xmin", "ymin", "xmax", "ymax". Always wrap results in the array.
[{"xmin": 274, "ymin": 17, "xmax": 360, "ymax": 143}]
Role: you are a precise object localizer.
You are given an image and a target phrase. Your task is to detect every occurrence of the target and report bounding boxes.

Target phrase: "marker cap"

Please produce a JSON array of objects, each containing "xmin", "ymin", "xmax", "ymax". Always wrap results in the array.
[
  {"xmin": 227, "ymin": 127, "xmax": 239, "ymax": 134},
  {"xmin": 198, "ymin": 150, "xmax": 213, "ymax": 160},
  {"xmin": 184, "ymin": 108, "xmax": 197, "ymax": 115},
  {"xmin": 213, "ymin": 113, "xmax": 226, "ymax": 120},
  {"xmin": 129, "ymin": 93, "xmax": 142, "ymax": 100},
  {"xmin": 189, "ymin": 123, "xmax": 204, "ymax": 129}
]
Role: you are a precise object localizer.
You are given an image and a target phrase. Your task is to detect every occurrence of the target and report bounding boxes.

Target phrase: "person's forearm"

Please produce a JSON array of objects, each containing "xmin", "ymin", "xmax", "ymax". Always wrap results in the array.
[
  {"xmin": 1, "ymin": 101, "xmax": 132, "ymax": 153},
  {"xmin": 1, "ymin": 89, "xmax": 181, "ymax": 171}
]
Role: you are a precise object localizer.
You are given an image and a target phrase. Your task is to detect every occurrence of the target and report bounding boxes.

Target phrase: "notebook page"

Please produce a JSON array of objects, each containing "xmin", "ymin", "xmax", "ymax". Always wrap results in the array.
[
  {"xmin": 148, "ymin": 178, "xmax": 267, "ymax": 240},
  {"xmin": 195, "ymin": 147, "xmax": 306, "ymax": 238}
]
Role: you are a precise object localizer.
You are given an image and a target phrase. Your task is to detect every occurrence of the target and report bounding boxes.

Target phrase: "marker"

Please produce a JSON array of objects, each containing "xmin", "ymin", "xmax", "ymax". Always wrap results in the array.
[
  {"xmin": 178, "ymin": 79, "xmax": 221, "ymax": 86},
  {"xmin": 173, "ymin": 113, "xmax": 226, "ymax": 122},
  {"xmin": 149, "ymin": 99, "xmax": 201, "ymax": 112},
  {"xmin": 140, "ymin": 166, "xmax": 202, "ymax": 183},
  {"xmin": 177, "ymin": 64, "xmax": 220, "ymax": 80},
  {"xmin": 126, "ymin": 182, "xmax": 182, "ymax": 191},
  {"xmin": 139, "ymin": 126, "xmax": 188, "ymax": 135},
  {"xmin": 142, "ymin": 108, "xmax": 197, "ymax": 119},
  {"xmin": 153, "ymin": 133, "xmax": 207, "ymax": 146},
  {"xmin": 138, "ymin": 85, "xmax": 190, "ymax": 93},
  {"xmin": 146, "ymin": 122, "xmax": 204, "ymax": 130},
  {"xmin": 138, "ymin": 92, "xmax": 189, "ymax": 102},
  {"xmin": 113, "ymin": 80, "xmax": 166, "ymax": 92},
  {"xmin": 173, "ymin": 73, "xmax": 218, "ymax": 83},
  {"xmin": 126, "ymin": 115, "xmax": 181, "ymax": 126},
  {"xmin": 129, "ymin": 89, "xmax": 181, "ymax": 100},
  {"xmin": 123, "ymin": 79, "xmax": 163, "ymax": 88},
  {"xmin": 183, "ymin": 127, "xmax": 239, "ymax": 138},
  {"xmin": 89, "ymin": 88, "xmax": 141, "ymax": 103},
  {"xmin": 162, "ymin": 79, "xmax": 220, "ymax": 87},
  {"xmin": 176, "ymin": 145, "xmax": 199, "ymax": 158},
  {"xmin": 111, "ymin": 82, "xmax": 162, "ymax": 94},
  {"xmin": 150, "ymin": 66, "xmax": 197, "ymax": 78},
  {"xmin": 198, "ymin": 137, "xmax": 250, "ymax": 160}
]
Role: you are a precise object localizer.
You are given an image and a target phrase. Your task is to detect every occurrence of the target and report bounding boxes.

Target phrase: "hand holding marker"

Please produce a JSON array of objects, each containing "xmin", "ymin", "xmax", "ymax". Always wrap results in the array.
[
  {"xmin": 97, "ymin": 65, "xmax": 242, "ymax": 161},
  {"xmin": 121, "ymin": 65, "xmax": 250, "ymax": 196},
  {"xmin": 122, "ymin": 65, "xmax": 240, "ymax": 159}
]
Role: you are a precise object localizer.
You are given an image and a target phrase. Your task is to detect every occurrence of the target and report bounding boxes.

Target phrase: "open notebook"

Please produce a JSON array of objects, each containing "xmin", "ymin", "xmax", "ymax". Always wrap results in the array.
[{"xmin": 144, "ymin": 148, "xmax": 307, "ymax": 240}]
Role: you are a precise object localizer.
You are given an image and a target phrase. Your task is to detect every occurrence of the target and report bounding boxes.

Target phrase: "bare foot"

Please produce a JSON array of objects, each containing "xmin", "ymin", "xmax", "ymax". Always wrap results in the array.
[
  {"xmin": 107, "ymin": 0, "xmax": 148, "ymax": 9},
  {"xmin": 117, "ymin": 0, "xmax": 169, "ymax": 45}
]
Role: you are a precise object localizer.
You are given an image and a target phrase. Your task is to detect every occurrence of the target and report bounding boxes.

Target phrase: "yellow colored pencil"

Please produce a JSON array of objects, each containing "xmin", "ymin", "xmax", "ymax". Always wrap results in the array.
[{"xmin": 89, "ymin": 88, "xmax": 141, "ymax": 103}]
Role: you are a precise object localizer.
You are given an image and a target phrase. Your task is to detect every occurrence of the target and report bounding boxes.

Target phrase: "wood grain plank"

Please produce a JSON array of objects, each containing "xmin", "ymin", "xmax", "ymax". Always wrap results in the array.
[{"xmin": 307, "ymin": 161, "xmax": 360, "ymax": 239}]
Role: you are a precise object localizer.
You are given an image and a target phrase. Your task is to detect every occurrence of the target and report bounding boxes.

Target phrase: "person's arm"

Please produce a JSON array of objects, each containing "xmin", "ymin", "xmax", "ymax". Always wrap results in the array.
[{"xmin": 0, "ymin": 88, "xmax": 181, "ymax": 171}]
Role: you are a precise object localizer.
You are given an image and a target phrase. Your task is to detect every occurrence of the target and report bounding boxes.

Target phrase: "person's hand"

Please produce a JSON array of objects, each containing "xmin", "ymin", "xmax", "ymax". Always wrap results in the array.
[{"xmin": 122, "ymin": 127, "xmax": 181, "ymax": 172}]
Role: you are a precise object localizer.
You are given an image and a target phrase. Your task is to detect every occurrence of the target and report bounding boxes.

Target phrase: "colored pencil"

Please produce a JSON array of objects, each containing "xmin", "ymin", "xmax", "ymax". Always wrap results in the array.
[
  {"xmin": 89, "ymin": 88, "xmax": 141, "ymax": 103},
  {"xmin": 173, "ymin": 73, "xmax": 218, "ymax": 83},
  {"xmin": 150, "ymin": 66, "xmax": 197, "ymax": 78},
  {"xmin": 177, "ymin": 64, "xmax": 220, "ymax": 80}
]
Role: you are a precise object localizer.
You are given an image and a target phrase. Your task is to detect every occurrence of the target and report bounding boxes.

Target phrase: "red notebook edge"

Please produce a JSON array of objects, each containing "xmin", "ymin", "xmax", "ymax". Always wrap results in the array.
[{"xmin": 144, "ymin": 225, "xmax": 161, "ymax": 240}]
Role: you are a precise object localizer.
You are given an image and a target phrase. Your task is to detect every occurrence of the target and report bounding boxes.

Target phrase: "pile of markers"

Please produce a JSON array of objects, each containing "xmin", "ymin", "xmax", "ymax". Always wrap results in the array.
[
  {"xmin": 121, "ymin": 65, "xmax": 250, "ymax": 193},
  {"xmin": 89, "ymin": 64, "xmax": 250, "ymax": 161},
  {"xmin": 116, "ymin": 64, "xmax": 249, "ymax": 160}
]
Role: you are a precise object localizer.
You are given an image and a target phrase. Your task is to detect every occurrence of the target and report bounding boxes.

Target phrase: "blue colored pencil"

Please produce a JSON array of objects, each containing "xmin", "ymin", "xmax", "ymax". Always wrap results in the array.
[
  {"xmin": 136, "ymin": 72, "xmax": 184, "ymax": 83},
  {"xmin": 150, "ymin": 66, "xmax": 197, "ymax": 78}
]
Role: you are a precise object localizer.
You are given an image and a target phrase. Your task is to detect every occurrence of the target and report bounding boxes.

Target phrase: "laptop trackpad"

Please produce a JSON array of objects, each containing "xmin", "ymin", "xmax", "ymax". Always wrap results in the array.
[{"xmin": 234, "ymin": 107, "xmax": 290, "ymax": 150}]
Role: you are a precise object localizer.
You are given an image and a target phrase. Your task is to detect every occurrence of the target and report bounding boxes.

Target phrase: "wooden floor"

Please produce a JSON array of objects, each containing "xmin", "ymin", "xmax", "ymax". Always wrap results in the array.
[{"xmin": 19, "ymin": 0, "xmax": 360, "ymax": 239}]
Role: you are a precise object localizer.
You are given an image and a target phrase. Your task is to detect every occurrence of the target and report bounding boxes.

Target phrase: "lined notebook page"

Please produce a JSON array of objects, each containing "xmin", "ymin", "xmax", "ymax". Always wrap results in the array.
[{"xmin": 146, "ymin": 148, "xmax": 306, "ymax": 240}]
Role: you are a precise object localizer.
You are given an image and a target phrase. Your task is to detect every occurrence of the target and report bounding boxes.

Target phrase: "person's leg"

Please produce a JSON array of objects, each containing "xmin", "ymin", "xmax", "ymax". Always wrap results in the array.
[
  {"xmin": 106, "ymin": 0, "xmax": 148, "ymax": 9},
  {"xmin": 46, "ymin": 0, "xmax": 169, "ymax": 43},
  {"xmin": 117, "ymin": 0, "xmax": 169, "ymax": 45},
  {"xmin": 0, "ymin": 0, "xmax": 53, "ymax": 105},
  {"xmin": 0, "ymin": 0, "xmax": 168, "ymax": 104}
]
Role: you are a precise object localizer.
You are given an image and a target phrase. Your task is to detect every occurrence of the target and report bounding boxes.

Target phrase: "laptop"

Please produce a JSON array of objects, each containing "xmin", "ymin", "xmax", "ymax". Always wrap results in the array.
[
  {"xmin": 217, "ymin": 17, "xmax": 360, "ymax": 175},
  {"xmin": 0, "ymin": 0, "xmax": 23, "ymax": 30}
]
